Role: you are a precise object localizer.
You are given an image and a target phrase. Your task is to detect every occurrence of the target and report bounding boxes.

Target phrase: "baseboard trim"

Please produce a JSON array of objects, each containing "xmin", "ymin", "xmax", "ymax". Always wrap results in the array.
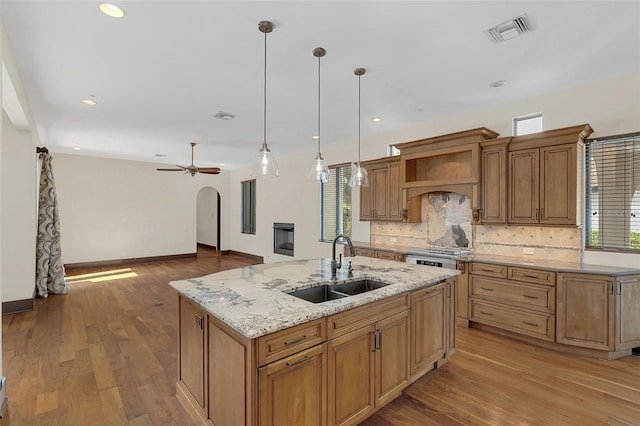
[
  {"xmin": 2, "ymin": 298, "xmax": 34, "ymax": 315},
  {"xmin": 197, "ymin": 242, "xmax": 217, "ymax": 250},
  {"xmin": 64, "ymin": 253, "xmax": 197, "ymax": 270},
  {"xmin": 222, "ymin": 250, "xmax": 264, "ymax": 263}
]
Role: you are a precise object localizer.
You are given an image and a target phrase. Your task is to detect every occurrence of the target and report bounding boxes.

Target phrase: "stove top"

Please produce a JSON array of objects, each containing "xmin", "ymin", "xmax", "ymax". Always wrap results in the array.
[{"xmin": 410, "ymin": 247, "xmax": 473, "ymax": 257}]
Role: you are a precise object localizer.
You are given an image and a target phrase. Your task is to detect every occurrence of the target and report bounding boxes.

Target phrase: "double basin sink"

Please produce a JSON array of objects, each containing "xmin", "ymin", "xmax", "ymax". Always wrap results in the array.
[{"xmin": 286, "ymin": 279, "xmax": 389, "ymax": 304}]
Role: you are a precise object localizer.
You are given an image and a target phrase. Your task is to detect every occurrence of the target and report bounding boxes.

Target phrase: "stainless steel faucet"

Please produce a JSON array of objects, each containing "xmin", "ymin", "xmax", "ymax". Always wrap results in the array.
[{"xmin": 331, "ymin": 234, "xmax": 355, "ymax": 279}]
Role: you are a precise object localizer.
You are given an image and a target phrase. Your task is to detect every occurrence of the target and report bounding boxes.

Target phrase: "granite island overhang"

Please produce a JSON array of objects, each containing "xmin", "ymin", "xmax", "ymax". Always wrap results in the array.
[{"xmin": 169, "ymin": 256, "xmax": 460, "ymax": 339}]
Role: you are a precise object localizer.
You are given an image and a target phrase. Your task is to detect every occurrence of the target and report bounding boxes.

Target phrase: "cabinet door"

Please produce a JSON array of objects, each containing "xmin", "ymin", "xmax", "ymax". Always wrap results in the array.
[
  {"xmin": 372, "ymin": 168, "xmax": 388, "ymax": 219},
  {"xmin": 409, "ymin": 284, "xmax": 445, "ymax": 378},
  {"xmin": 480, "ymin": 145, "xmax": 507, "ymax": 223},
  {"xmin": 258, "ymin": 344, "xmax": 328, "ymax": 426},
  {"xmin": 556, "ymin": 273, "xmax": 614, "ymax": 350},
  {"xmin": 328, "ymin": 325, "xmax": 375, "ymax": 426},
  {"xmin": 179, "ymin": 297, "xmax": 206, "ymax": 409},
  {"xmin": 374, "ymin": 311, "xmax": 409, "ymax": 407},
  {"xmin": 445, "ymin": 279, "xmax": 457, "ymax": 358},
  {"xmin": 540, "ymin": 144, "xmax": 576, "ymax": 225},
  {"xmin": 616, "ymin": 276, "xmax": 640, "ymax": 350},
  {"xmin": 508, "ymin": 149, "xmax": 539, "ymax": 224},
  {"xmin": 360, "ymin": 182, "xmax": 373, "ymax": 220},
  {"xmin": 388, "ymin": 162, "xmax": 402, "ymax": 220}
]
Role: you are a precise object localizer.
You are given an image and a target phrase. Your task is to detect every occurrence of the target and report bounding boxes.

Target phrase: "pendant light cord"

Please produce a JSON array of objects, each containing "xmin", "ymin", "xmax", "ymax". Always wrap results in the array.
[
  {"xmin": 263, "ymin": 29, "xmax": 267, "ymax": 149},
  {"xmin": 358, "ymin": 73, "xmax": 361, "ymax": 167},
  {"xmin": 317, "ymin": 53, "xmax": 321, "ymax": 154}
]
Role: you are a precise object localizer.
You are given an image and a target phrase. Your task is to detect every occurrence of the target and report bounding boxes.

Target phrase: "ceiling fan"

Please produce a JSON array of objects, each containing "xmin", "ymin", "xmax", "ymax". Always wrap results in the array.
[{"xmin": 156, "ymin": 142, "xmax": 221, "ymax": 176}]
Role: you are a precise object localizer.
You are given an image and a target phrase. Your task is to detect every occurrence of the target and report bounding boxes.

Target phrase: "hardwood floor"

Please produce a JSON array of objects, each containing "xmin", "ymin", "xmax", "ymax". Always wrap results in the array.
[{"xmin": 2, "ymin": 252, "xmax": 639, "ymax": 425}]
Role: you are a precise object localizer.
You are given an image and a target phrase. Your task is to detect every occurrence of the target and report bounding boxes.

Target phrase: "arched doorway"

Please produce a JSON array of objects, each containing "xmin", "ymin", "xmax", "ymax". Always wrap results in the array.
[{"xmin": 196, "ymin": 187, "xmax": 221, "ymax": 252}]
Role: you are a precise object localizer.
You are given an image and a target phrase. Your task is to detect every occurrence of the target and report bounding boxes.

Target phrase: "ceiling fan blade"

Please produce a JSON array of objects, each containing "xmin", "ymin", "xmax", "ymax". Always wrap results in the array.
[
  {"xmin": 156, "ymin": 168, "xmax": 184, "ymax": 171},
  {"xmin": 198, "ymin": 168, "xmax": 221, "ymax": 175}
]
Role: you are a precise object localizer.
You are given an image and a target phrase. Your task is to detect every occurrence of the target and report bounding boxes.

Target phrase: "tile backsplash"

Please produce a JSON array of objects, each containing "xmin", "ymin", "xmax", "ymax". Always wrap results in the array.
[{"xmin": 370, "ymin": 192, "xmax": 582, "ymax": 262}]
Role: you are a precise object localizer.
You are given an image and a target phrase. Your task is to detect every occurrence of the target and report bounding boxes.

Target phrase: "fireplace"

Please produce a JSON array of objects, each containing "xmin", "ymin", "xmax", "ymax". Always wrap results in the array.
[{"xmin": 273, "ymin": 223, "xmax": 294, "ymax": 256}]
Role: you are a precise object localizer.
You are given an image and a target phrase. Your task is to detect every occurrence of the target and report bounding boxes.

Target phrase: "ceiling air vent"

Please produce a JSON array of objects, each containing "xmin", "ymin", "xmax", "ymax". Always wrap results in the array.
[{"xmin": 485, "ymin": 14, "xmax": 532, "ymax": 44}]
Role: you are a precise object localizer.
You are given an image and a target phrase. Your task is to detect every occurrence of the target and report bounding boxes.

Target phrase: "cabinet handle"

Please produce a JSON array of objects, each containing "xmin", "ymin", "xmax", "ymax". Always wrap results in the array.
[
  {"xmin": 195, "ymin": 315, "xmax": 203, "ymax": 330},
  {"xmin": 540, "ymin": 208, "xmax": 544, "ymax": 220},
  {"xmin": 480, "ymin": 286, "xmax": 494, "ymax": 291},
  {"xmin": 285, "ymin": 356, "xmax": 308, "ymax": 367},
  {"xmin": 376, "ymin": 330, "xmax": 382, "ymax": 351},
  {"xmin": 617, "ymin": 280, "xmax": 622, "ymax": 296},
  {"xmin": 372, "ymin": 331, "xmax": 378, "ymax": 352},
  {"xmin": 284, "ymin": 335, "xmax": 307, "ymax": 346},
  {"xmin": 522, "ymin": 294, "xmax": 539, "ymax": 299},
  {"xmin": 479, "ymin": 268, "xmax": 496, "ymax": 273},
  {"xmin": 522, "ymin": 321, "xmax": 539, "ymax": 327},
  {"xmin": 522, "ymin": 274, "xmax": 540, "ymax": 279},
  {"xmin": 479, "ymin": 311, "xmax": 493, "ymax": 316},
  {"xmin": 535, "ymin": 208, "xmax": 540, "ymax": 221}
]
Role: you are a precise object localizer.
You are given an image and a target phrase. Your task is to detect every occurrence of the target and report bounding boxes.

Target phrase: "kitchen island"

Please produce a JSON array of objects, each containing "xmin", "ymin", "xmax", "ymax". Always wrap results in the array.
[{"xmin": 170, "ymin": 256, "xmax": 459, "ymax": 426}]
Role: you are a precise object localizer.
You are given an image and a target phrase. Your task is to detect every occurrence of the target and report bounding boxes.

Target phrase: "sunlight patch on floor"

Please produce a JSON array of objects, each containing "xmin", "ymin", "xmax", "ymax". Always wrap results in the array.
[{"xmin": 67, "ymin": 268, "xmax": 138, "ymax": 283}]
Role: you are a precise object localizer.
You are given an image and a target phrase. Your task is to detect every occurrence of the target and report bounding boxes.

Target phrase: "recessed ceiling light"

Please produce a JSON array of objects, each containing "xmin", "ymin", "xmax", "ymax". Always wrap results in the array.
[
  {"xmin": 72, "ymin": 146, "xmax": 81, "ymax": 151},
  {"xmin": 371, "ymin": 117, "xmax": 382, "ymax": 123},
  {"xmin": 99, "ymin": 3, "xmax": 125, "ymax": 18},
  {"xmin": 489, "ymin": 80, "xmax": 508, "ymax": 88},
  {"xmin": 81, "ymin": 99, "xmax": 97, "ymax": 105}
]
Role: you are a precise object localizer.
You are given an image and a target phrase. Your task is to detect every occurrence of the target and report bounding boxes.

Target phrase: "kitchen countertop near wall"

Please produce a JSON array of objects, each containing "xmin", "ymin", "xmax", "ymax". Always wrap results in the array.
[{"xmin": 350, "ymin": 241, "xmax": 640, "ymax": 276}]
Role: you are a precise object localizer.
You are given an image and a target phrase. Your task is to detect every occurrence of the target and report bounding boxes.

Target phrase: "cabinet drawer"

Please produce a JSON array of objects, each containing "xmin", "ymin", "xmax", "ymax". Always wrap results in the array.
[
  {"xmin": 375, "ymin": 250, "xmax": 401, "ymax": 261},
  {"xmin": 470, "ymin": 300, "xmax": 555, "ymax": 341},
  {"xmin": 508, "ymin": 267, "xmax": 556, "ymax": 286},
  {"xmin": 354, "ymin": 248, "xmax": 375, "ymax": 258},
  {"xmin": 470, "ymin": 276, "xmax": 555, "ymax": 313},
  {"xmin": 469, "ymin": 262, "xmax": 508, "ymax": 278},
  {"xmin": 328, "ymin": 294, "xmax": 409, "ymax": 339},
  {"xmin": 257, "ymin": 318, "xmax": 326, "ymax": 366}
]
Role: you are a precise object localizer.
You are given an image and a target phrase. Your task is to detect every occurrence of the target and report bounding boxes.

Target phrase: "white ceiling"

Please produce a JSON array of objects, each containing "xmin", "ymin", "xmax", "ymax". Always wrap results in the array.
[{"xmin": 2, "ymin": 1, "xmax": 639, "ymax": 170}]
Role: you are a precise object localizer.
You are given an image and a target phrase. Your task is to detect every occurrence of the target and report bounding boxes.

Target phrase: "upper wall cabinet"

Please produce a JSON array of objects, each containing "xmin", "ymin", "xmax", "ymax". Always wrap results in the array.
[
  {"xmin": 507, "ymin": 124, "xmax": 593, "ymax": 226},
  {"xmin": 477, "ymin": 138, "xmax": 511, "ymax": 224},
  {"xmin": 360, "ymin": 157, "xmax": 403, "ymax": 222}
]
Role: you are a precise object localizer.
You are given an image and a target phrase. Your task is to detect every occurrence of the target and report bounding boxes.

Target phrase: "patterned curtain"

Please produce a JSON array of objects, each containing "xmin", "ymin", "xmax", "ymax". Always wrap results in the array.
[{"xmin": 35, "ymin": 152, "xmax": 68, "ymax": 297}]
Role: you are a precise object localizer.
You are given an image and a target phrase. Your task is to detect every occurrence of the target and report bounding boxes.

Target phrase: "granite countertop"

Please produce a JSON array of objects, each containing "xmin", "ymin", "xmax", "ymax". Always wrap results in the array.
[
  {"xmin": 169, "ymin": 257, "xmax": 459, "ymax": 339},
  {"xmin": 351, "ymin": 241, "xmax": 640, "ymax": 276}
]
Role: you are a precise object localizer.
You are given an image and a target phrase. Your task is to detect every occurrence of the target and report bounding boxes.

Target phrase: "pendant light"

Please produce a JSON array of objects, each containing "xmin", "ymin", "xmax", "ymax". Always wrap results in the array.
[
  {"xmin": 309, "ymin": 47, "xmax": 330, "ymax": 183},
  {"xmin": 251, "ymin": 21, "xmax": 279, "ymax": 178},
  {"xmin": 349, "ymin": 68, "xmax": 369, "ymax": 187}
]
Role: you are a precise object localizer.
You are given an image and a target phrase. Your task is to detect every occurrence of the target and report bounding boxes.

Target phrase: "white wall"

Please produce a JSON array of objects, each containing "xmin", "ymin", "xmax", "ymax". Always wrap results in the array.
[
  {"xmin": 1, "ymin": 110, "xmax": 36, "ymax": 301},
  {"xmin": 196, "ymin": 186, "xmax": 218, "ymax": 247},
  {"xmin": 228, "ymin": 72, "xmax": 640, "ymax": 268},
  {"xmin": 54, "ymin": 154, "xmax": 231, "ymax": 264}
]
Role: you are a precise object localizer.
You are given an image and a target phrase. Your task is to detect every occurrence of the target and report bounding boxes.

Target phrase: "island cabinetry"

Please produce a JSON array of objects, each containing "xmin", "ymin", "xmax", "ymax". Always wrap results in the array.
[
  {"xmin": 258, "ymin": 344, "xmax": 328, "ymax": 426},
  {"xmin": 469, "ymin": 263, "xmax": 556, "ymax": 342},
  {"xmin": 556, "ymin": 273, "xmax": 640, "ymax": 352},
  {"xmin": 409, "ymin": 283, "xmax": 445, "ymax": 379},
  {"xmin": 327, "ymin": 294, "xmax": 409, "ymax": 426},
  {"xmin": 476, "ymin": 138, "xmax": 510, "ymax": 224},
  {"xmin": 359, "ymin": 157, "xmax": 403, "ymax": 221},
  {"xmin": 178, "ymin": 297, "xmax": 207, "ymax": 412}
]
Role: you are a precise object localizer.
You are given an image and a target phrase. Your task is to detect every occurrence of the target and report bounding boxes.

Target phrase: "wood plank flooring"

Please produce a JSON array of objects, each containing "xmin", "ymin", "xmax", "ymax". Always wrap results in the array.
[{"xmin": 2, "ymin": 251, "xmax": 639, "ymax": 425}]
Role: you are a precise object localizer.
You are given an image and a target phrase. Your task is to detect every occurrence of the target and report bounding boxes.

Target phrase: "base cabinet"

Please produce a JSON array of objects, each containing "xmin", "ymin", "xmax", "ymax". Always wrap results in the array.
[
  {"xmin": 259, "ymin": 344, "xmax": 328, "ymax": 426},
  {"xmin": 179, "ymin": 297, "xmax": 206, "ymax": 410},
  {"xmin": 409, "ymin": 284, "xmax": 445, "ymax": 378}
]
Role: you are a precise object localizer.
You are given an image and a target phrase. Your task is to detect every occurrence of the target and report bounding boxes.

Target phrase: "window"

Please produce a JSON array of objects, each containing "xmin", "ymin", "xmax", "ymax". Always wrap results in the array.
[
  {"xmin": 320, "ymin": 164, "xmax": 352, "ymax": 241},
  {"xmin": 387, "ymin": 144, "xmax": 400, "ymax": 156},
  {"xmin": 585, "ymin": 133, "xmax": 640, "ymax": 251},
  {"xmin": 513, "ymin": 113, "xmax": 543, "ymax": 136},
  {"xmin": 241, "ymin": 179, "xmax": 256, "ymax": 234}
]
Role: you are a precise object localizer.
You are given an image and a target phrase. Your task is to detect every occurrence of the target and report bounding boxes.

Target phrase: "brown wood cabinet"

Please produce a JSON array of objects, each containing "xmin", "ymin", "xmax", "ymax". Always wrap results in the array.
[
  {"xmin": 409, "ymin": 283, "xmax": 445, "ymax": 379},
  {"xmin": 178, "ymin": 297, "xmax": 206, "ymax": 410},
  {"xmin": 359, "ymin": 157, "xmax": 403, "ymax": 221},
  {"xmin": 478, "ymin": 138, "xmax": 509, "ymax": 224},
  {"xmin": 327, "ymin": 297, "xmax": 409, "ymax": 426},
  {"xmin": 258, "ymin": 344, "xmax": 328, "ymax": 426},
  {"xmin": 469, "ymin": 263, "xmax": 556, "ymax": 342},
  {"xmin": 556, "ymin": 273, "xmax": 640, "ymax": 353},
  {"xmin": 353, "ymin": 247, "xmax": 405, "ymax": 262}
]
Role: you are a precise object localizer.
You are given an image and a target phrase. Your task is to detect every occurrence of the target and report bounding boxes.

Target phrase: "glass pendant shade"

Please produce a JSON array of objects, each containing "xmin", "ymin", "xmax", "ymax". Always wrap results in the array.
[
  {"xmin": 252, "ymin": 143, "xmax": 278, "ymax": 178},
  {"xmin": 310, "ymin": 152, "xmax": 330, "ymax": 183},
  {"xmin": 349, "ymin": 163, "xmax": 369, "ymax": 187}
]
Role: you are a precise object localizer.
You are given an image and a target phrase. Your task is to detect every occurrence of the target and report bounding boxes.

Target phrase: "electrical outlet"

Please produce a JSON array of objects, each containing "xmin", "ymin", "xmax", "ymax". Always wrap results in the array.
[{"xmin": 523, "ymin": 247, "xmax": 535, "ymax": 255}]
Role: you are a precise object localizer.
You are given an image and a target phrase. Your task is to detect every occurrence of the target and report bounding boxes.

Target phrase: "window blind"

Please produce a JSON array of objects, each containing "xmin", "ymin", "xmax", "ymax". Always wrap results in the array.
[
  {"xmin": 585, "ymin": 133, "xmax": 640, "ymax": 251},
  {"xmin": 321, "ymin": 164, "xmax": 352, "ymax": 241}
]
